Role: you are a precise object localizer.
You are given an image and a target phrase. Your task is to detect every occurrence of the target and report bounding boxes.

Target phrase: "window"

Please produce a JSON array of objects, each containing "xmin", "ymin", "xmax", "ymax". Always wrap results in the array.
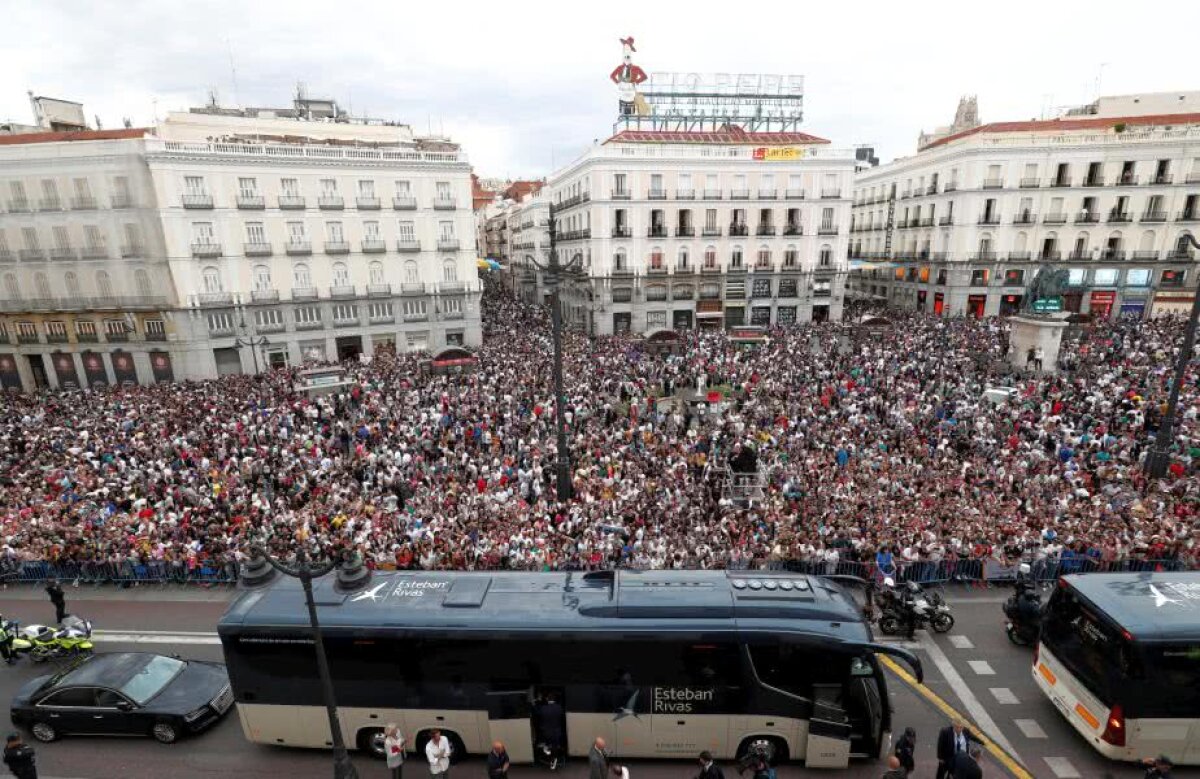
[
  {"xmin": 439, "ymin": 221, "xmax": 455, "ymax": 240},
  {"xmin": 40, "ymin": 179, "xmax": 58, "ymax": 202},
  {"xmin": 327, "ymin": 221, "xmax": 345, "ymax": 242},
  {"xmin": 287, "ymin": 222, "xmax": 307, "ymax": 242},
  {"xmin": 435, "ymin": 182, "xmax": 451, "ymax": 201},
  {"xmin": 293, "ymin": 263, "xmax": 311, "ymax": 287},
  {"xmin": 821, "ymin": 207, "xmax": 834, "ymax": 230},
  {"xmin": 84, "ymin": 225, "xmax": 106, "ymax": 249},
  {"xmin": 254, "ymin": 309, "xmax": 284, "ymax": 327},
  {"xmin": 123, "ymin": 223, "xmax": 142, "ymax": 250},
  {"xmin": 15, "ymin": 321, "xmax": 35, "ymax": 338},
  {"xmin": 253, "ymin": 265, "xmax": 272, "ymax": 291},
  {"xmin": 1094, "ymin": 268, "xmax": 1118, "ymax": 286},
  {"xmin": 403, "ymin": 299, "xmax": 427, "ymax": 317},
  {"xmin": 21, "ymin": 227, "xmax": 40, "ymax": 251},
  {"xmin": 613, "ymin": 173, "xmax": 627, "ymax": 194},
  {"xmin": 784, "ymin": 246, "xmax": 798, "ymax": 268},
  {"xmin": 731, "ymin": 247, "xmax": 743, "ymax": 268},
  {"xmin": 40, "ymin": 688, "xmax": 97, "ymax": 708},
  {"xmin": 369, "ymin": 301, "xmax": 393, "ymax": 320},
  {"xmin": 294, "ymin": 306, "xmax": 321, "ymax": 325},
  {"xmin": 443, "ymin": 259, "xmax": 458, "ymax": 281},
  {"xmin": 192, "ymin": 222, "xmax": 215, "ymax": 245},
  {"xmin": 613, "ymin": 250, "xmax": 627, "ymax": 271},
  {"xmin": 319, "ymin": 178, "xmax": 338, "ymax": 196},
  {"xmin": 64, "ymin": 272, "xmax": 80, "ymax": 297},
  {"xmin": 649, "ymin": 247, "xmax": 664, "ymax": 270},
  {"xmin": 34, "ymin": 272, "xmax": 51, "ymax": 298},
  {"xmin": 183, "ymin": 176, "xmax": 205, "ymax": 196},
  {"xmin": 358, "ymin": 180, "xmax": 375, "ymax": 197},
  {"xmin": 332, "ymin": 304, "xmax": 358, "ymax": 322},
  {"xmin": 238, "ymin": 177, "xmax": 258, "ymax": 197},
  {"xmin": 332, "ymin": 262, "xmax": 350, "ymax": 286},
  {"xmin": 1126, "ymin": 268, "xmax": 1151, "ymax": 286},
  {"xmin": 75, "ymin": 320, "xmax": 96, "ymax": 338},
  {"xmin": 245, "ymin": 222, "xmax": 266, "ymax": 244},
  {"xmin": 134, "ymin": 269, "xmax": 152, "ymax": 297},
  {"xmin": 404, "ymin": 261, "xmax": 419, "ymax": 283},
  {"xmin": 207, "ymin": 313, "xmax": 233, "ymax": 332},
  {"xmin": 113, "ymin": 176, "xmax": 131, "ymax": 202},
  {"xmin": 398, "ymin": 221, "xmax": 416, "ymax": 241},
  {"xmin": 779, "ymin": 278, "xmax": 798, "ymax": 297},
  {"xmin": 280, "ymin": 178, "xmax": 300, "ymax": 196},
  {"xmin": 369, "ymin": 261, "xmax": 385, "ymax": 284},
  {"xmin": 442, "ymin": 297, "xmax": 463, "ymax": 315},
  {"xmin": 757, "ymin": 246, "xmax": 771, "ymax": 268},
  {"xmin": 45, "ymin": 320, "xmax": 67, "ymax": 339},
  {"xmin": 363, "ymin": 221, "xmax": 381, "ymax": 240},
  {"xmin": 677, "ymin": 246, "xmax": 689, "ymax": 269},
  {"xmin": 201, "ymin": 267, "xmax": 221, "ymax": 293},
  {"xmin": 752, "ymin": 278, "xmax": 772, "ymax": 298},
  {"xmin": 53, "ymin": 226, "xmax": 71, "ymax": 250}
]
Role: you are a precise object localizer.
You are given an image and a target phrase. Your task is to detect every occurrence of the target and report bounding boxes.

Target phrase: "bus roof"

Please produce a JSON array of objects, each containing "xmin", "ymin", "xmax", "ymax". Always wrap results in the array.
[
  {"xmin": 218, "ymin": 569, "xmax": 871, "ymax": 644},
  {"xmin": 1063, "ymin": 572, "xmax": 1200, "ymax": 641}
]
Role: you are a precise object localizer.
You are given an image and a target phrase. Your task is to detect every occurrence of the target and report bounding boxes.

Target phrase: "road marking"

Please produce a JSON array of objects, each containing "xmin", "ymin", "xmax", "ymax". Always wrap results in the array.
[
  {"xmin": 878, "ymin": 654, "xmax": 1032, "ymax": 779},
  {"xmin": 94, "ymin": 630, "xmax": 220, "ymax": 645},
  {"xmin": 1043, "ymin": 757, "xmax": 1081, "ymax": 777},
  {"xmin": 968, "ymin": 660, "xmax": 996, "ymax": 675},
  {"xmin": 989, "ymin": 687, "xmax": 1019, "ymax": 705},
  {"xmin": 915, "ymin": 632, "xmax": 1023, "ymax": 761},
  {"xmin": 873, "ymin": 637, "xmax": 922, "ymax": 650},
  {"xmin": 949, "ymin": 635, "xmax": 974, "ymax": 649},
  {"xmin": 1013, "ymin": 719, "xmax": 1046, "ymax": 739}
]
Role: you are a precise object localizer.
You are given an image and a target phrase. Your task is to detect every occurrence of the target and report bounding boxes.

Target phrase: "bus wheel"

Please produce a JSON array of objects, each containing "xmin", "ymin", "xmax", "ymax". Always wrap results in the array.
[
  {"xmin": 737, "ymin": 735, "xmax": 788, "ymax": 765},
  {"xmin": 357, "ymin": 728, "xmax": 386, "ymax": 759}
]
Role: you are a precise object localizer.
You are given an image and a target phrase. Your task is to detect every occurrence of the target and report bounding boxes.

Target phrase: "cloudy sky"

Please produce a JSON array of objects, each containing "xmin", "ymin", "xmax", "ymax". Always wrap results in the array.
[{"xmin": 3, "ymin": 0, "xmax": 1195, "ymax": 178}]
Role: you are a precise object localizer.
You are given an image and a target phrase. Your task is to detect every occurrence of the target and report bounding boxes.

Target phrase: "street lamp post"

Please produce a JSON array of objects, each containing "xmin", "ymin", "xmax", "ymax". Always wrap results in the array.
[
  {"xmin": 240, "ymin": 548, "xmax": 370, "ymax": 779},
  {"xmin": 528, "ymin": 205, "xmax": 580, "ymax": 502},
  {"xmin": 1144, "ymin": 234, "xmax": 1200, "ymax": 477},
  {"xmin": 234, "ymin": 316, "xmax": 270, "ymax": 374}
]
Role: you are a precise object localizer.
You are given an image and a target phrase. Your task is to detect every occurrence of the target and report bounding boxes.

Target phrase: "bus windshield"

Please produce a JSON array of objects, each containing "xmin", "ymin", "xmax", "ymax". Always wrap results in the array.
[{"xmin": 1040, "ymin": 587, "xmax": 1142, "ymax": 704}]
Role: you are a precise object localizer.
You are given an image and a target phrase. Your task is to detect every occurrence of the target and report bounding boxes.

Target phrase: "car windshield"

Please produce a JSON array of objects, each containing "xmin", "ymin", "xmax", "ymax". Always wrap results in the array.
[{"xmin": 118, "ymin": 655, "xmax": 186, "ymax": 705}]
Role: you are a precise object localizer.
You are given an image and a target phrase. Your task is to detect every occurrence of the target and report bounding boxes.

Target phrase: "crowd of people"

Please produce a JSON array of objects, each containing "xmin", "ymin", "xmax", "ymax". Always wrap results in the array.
[{"xmin": 0, "ymin": 279, "xmax": 1197, "ymax": 577}]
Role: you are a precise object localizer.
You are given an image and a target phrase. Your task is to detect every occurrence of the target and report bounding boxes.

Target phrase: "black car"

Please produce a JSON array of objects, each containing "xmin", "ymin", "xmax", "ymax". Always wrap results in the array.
[{"xmin": 10, "ymin": 652, "xmax": 233, "ymax": 744}]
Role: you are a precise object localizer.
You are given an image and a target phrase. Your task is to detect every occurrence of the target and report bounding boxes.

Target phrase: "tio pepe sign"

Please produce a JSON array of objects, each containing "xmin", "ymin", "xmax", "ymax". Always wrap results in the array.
[{"xmin": 752, "ymin": 147, "xmax": 805, "ymax": 161}]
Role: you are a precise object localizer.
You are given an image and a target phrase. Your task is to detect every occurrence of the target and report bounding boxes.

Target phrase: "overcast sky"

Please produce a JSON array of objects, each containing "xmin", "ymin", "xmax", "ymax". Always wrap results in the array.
[{"xmin": 3, "ymin": 0, "xmax": 1196, "ymax": 178}]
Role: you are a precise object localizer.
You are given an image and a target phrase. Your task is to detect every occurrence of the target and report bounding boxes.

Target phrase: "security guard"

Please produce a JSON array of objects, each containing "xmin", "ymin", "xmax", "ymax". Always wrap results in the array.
[{"xmin": 0, "ymin": 616, "xmax": 16, "ymax": 665}]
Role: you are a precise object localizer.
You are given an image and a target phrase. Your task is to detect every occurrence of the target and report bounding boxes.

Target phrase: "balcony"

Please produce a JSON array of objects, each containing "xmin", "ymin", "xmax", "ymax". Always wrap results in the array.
[
  {"xmin": 646, "ymin": 189, "xmax": 667, "ymax": 200},
  {"xmin": 729, "ymin": 224, "xmax": 749, "ymax": 237},
  {"xmin": 611, "ymin": 227, "xmax": 632, "ymax": 238},
  {"xmin": 251, "ymin": 290, "xmax": 280, "ymax": 303},
  {"xmin": 1131, "ymin": 250, "xmax": 1160, "ymax": 261},
  {"xmin": 367, "ymin": 283, "xmax": 392, "ymax": 297},
  {"xmin": 1100, "ymin": 251, "xmax": 1127, "ymax": 262},
  {"xmin": 71, "ymin": 195, "xmax": 99, "ymax": 210},
  {"xmin": 197, "ymin": 292, "xmax": 234, "ymax": 307},
  {"xmin": 611, "ymin": 190, "xmax": 631, "ymax": 200},
  {"xmin": 970, "ymin": 251, "xmax": 999, "ymax": 261},
  {"xmin": 17, "ymin": 333, "xmax": 40, "ymax": 344},
  {"xmin": 1115, "ymin": 175, "xmax": 1139, "ymax": 187},
  {"xmin": 926, "ymin": 184, "xmax": 939, "ymax": 195},
  {"xmin": 120, "ymin": 244, "xmax": 145, "ymax": 259},
  {"xmin": 400, "ymin": 282, "xmax": 426, "ymax": 295},
  {"xmin": 938, "ymin": 216, "xmax": 954, "ymax": 226},
  {"xmin": 45, "ymin": 332, "xmax": 69, "ymax": 344},
  {"xmin": 361, "ymin": 239, "xmax": 386, "ymax": 253},
  {"xmin": 1038, "ymin": 251, "xmax": 1062, "ymax": 262},
  {"xmin": 285, "ymin": 241, "xmax": 312, "ymax": 256},
  {"xmin": 437, "ymin": 238, "xmax": 461, "ymax": 251},
  {"xmin": 784, "ymin": 189, "xmax": 805, "ymax": 200},
  {"xmin": 389, "ymin": 195, "xmax": 417, "ymax": 210},
  {"xmin": 254, "ymin": 320, "xmax": 285, "ymax": 334},
  {"xmin": 190, "ymin": 242, "xmax": 222, "ymax": 258},
  {"xmin": 7, "ymin": 199, "xmax": 30, "ymax": 213},
  {"xmin": 1019, "ymin": 178, "xmax": 1040, "ymax": 188},
  {"xmin": 291, "ymin": 286, "xmax": 319, "ymax": 301},
  {"xmin": 110, "ymin": 195, "xmax": 133, "ymax": 209},
  {"xmin": 611, "ymin": 267, "xmax": 634, "ymax": 277},
  {"xmin": 278, "ymin": 195, "xmax": 306, "ymax": 209},
  {"xmin": 243, "ymin": 242, "xmax": 273, "ymax": 257},
  {"xmin": 318, "ymin": 195, "xmax": 344, "ymax": 210},
  {"xmin": 356, "ymin": 196, "xmax": 381, "ymax": 210},
  {"xmin": 673, "ymin": 264, "xmax": 693, "ymax": 276},
  {"xmin": 700, "ymin": 265, "xmax": 723, "ymax": 275},
  {"xmin": 330, "ymin": 285, "xmax": 356, "ymax": 299},
  {"xmin": 758, "ymin": 189, "xmax": 777, "ymax": 199},
  {"xmin": 701, "ymin": 226, "xmax": 722, "ymax": 237},
  {"xmin": 1007, "ymin": 251, "xmax": 1033, "ymax": 262},
  {"xmin": 919, "ymin": 218, "xmax": 935, "ymax": 227},
  {"xmin": 181, "ymin": 194, "xmax": 212, "ymax": 209},
  {"xmin": 783, "ymin": 225, "xmax": 803, "ymax": 236},
  {"xmin": 432, "ymin": 197, "xmax": 457, "ymax": 210},
  {"xmin": 51, "ymin": 248, "xmax": 79, "ymax": 261},
  {"xmin": 1083, "ymin": 177, "xmax": 1105, "ymax": 187},
  {"xmin": 647, "ymin": 227, "xmax": 668, "ymax": 238},
  {"xmin": 703, "ymin": 189, "xmax": 723, "ymax": 199},
  {"xmin": 646, "ymin": 265, "xmax": 668, "ymax": 275},
  {"xmin": 1043, "ymin": 213, "xmax": 1067, "ymax": 224},
  {"xmin": 981, "ymin": 179, "xmax": 1004, "ymax": 189},
  {"xmin": 236, "ymin": 194, "xmax": 265, "ymax": 209},
  {"xmin": 74, "ymin": 330, "xmax": 98, "ymax": 343},
  {"xmin": 675, "ymin": 189, "xmax": 695, "ymax": 200},
  {"xmin": 1177, "ymin": 211, "xmax": 1200, "ymax": 222},
  {"xmin": 1075, "ymin": 212, "xmax": 1099, "ymax": 224},
  {"xmin": 676, "ymin": 226, "xmax": 695, "ymax": 237},
  {"xmin": 1141, "ymin": 211, "xmax": 1167, "ymax": 223},
  {"xmin": 977, "ymin": 215, "xmax": 1000, "ymax": 225},
  {"xmin": 39, "ymin": 198, "xmax": 63, "ymax": 211},
  {"xmin": 756, "ymin": 226, "xmax": 776, "ymax": 236},
  {"xmin": 730, "ymin": 189, "xmax": 750, "ymax": 200},
  {"xmin": 1108, "ymin": 210, "xmax": 1132, "ymax": 223},
  {"xmin": 943, "ymin": 183, "xmax": 958, "ymax": 192},
  {"xmin": 817, "ymin": 225, "xmax": 839, "ymax": 235},
  {"xmin": 325, "ymin": 240, "xmax": 351, "ymax": 255},
  {"xmin": 333, "ymin": 314, "xmax": 361, "ymax": 328},
  {"xmin": 396, "ymin": 240, "xmax": 421, "ymax": 252},
  {"xmin": 820, "ymin": 189, "xmax": 842, "ymax": 199}
]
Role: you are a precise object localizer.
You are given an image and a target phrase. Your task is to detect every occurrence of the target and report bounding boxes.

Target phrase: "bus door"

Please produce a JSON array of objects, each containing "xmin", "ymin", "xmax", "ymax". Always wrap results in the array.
[
  {"xmin": 845, "ymin": 657, "xmax": 884, "ymax": 759},
  {"xmin": 486, "ymin": 690, "xmax": 534, "ymax": 764},
  {"xmin": 806, "ymin": 684, "xmax": 852, "ymax": 768}
]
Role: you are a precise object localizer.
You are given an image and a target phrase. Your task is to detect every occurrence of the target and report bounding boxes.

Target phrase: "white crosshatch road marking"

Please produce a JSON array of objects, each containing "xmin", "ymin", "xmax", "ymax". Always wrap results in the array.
[
  {"xmin": 948, "ymin": 635, "xmax": 974, "ymax": 649},
  {"xmin": 1014, "ymin": 719, "xmax": 1046, "ymax": 739},
  {"xmin": 989, "ymin": 687, "xmax": 1019, "ymax": 705},
  {"xmin": 1044, "ymin": 756, "xmax": 1082, "ymax": 777},
  {"xmin": 94, "ymin": 630, "xmax": 220, "ymax": 645},
  {"xmin": 967, "ymin": 660, "xmax": 995, "ymax": 675}
]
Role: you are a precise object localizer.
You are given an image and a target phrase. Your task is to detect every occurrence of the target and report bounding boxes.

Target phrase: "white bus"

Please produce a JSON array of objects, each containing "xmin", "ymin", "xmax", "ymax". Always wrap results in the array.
[
  {"xmin": 1033, "ymin": 572, "xmax": 1200, "ymax": 764},
  {"xmin": 218, "ymin": 570, "xmax": 923, "ymax": 769}
]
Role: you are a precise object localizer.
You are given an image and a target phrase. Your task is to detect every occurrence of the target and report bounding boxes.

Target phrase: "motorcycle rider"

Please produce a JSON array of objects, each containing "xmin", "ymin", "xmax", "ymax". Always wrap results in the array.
[
  {"xmin": 0, "ymin": 617, "xmax": 14, "ymax": 665},
  {"xmin": 1006, "ymin": 564, "xmax": 1042, "ymax": 641}
]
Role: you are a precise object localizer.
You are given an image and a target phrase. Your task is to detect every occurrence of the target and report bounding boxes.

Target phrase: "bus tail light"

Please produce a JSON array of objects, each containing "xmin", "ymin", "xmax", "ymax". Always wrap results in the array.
[
  {"xmin": 1100, "ymin": 704, "xmax": 1126, "ymax": 747},
  {"xmin": 1033, "ymin": 642, "xmax": 1039, "ymax": 667}
]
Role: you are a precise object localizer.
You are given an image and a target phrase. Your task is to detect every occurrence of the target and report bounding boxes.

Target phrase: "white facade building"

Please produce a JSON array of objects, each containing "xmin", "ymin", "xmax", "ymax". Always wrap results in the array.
[
  {"xmin": 0, "ymin": 129, "xmax": 179, "ymax": 390},
  {"xmin": 849, "ymin": 98, "xmax": 1200, "ymax": 319},
  {"xmin": 544, "ymin": 129, "xmax": 856, "ymax": 335}
]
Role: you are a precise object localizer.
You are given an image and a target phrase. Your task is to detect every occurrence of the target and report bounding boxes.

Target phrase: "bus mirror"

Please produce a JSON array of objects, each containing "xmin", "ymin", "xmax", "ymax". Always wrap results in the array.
[{"xmin": 864, "ymin": 643, "xmax": 925, "ymax": 684}]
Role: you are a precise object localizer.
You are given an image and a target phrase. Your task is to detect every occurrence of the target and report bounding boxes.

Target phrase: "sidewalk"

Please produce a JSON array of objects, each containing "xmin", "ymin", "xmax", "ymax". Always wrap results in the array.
[{"xmin": 0, "ymin": 581, "xmax": 238, "ymax": 603}]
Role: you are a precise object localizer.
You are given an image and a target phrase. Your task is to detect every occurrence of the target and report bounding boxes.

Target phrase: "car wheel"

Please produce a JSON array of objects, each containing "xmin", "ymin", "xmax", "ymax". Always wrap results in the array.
[
  {"xmin": 31, "ymin": 722, "xmax": 57, "ymax": 743},
  {"xmin": 357, "ymin": 727, "xmax": 386, "ymax": 759},
  {"xmin": 152, "ymin": 722, "xmax": 179, "ymax": 744}
]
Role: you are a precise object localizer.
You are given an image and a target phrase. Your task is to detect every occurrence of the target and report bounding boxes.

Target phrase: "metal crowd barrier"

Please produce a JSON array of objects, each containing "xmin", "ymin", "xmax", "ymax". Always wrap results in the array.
[
  {"xmin": 760, "ymin": 556, "xmax": 1192, "ymax": 583},
  {"xmin": 2, "ymin": 559, "xmax": 240, "ymax": 586}
]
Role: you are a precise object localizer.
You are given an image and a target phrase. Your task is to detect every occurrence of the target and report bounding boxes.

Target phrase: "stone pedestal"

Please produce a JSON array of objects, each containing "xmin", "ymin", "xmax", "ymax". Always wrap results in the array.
[{"xmin": 1008, "ymin": 314, "xmax": 1068, "ymax": 375}]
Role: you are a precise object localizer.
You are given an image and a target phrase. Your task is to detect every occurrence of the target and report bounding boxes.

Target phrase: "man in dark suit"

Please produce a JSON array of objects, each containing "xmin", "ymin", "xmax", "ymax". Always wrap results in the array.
[
  {"xmin": 951, "ymin": 745, "xmax": 983, "ymax": 779},
  {"xmin": 935, "ymin": 720, "xmax": 981, "ymax": 779}
]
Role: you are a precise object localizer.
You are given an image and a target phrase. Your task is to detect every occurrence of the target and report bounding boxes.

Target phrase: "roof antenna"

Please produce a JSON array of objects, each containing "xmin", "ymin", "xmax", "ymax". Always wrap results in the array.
[{"xmin": 226, "ymin": 37, "xmax": 240, "ymax": 108}]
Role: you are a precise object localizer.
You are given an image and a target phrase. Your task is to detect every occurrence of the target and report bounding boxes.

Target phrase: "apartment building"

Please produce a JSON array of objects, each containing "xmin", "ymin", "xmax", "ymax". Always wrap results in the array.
[
  {"xmin": 0, "ymin": 128, "xmax": 179, "ymax": 391},
  {"xmin": 545, "ymin": 129, "xmax": 856, "ymax": 335},
  {"xmin": 848, "ymin": 93, "xmax": 1200, "ymax": 319}
]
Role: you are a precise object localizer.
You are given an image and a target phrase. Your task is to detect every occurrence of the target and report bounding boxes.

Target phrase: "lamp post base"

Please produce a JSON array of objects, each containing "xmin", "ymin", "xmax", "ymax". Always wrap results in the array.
[
  {"xmin": 333, "ymin": 750, "xmax": 360, "ymax": 779},
  {"xmin": 1144, "ymin": 448, "xmax": 1171, "ymax": 478}
]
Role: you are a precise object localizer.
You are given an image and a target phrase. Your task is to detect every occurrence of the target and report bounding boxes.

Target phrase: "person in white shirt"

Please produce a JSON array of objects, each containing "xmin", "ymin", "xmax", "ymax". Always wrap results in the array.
[
  {"xmin": 425, "ymin": 729, "xmax": 452, "ymax": 778},
  {"xmin": 384, "ymin": 723, "xmax": 406, "ymax": 779}
]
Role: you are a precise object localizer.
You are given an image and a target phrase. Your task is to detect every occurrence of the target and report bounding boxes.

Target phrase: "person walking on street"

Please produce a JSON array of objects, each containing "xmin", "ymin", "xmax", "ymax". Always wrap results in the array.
[
  {"xmin": 696, "ymin": 751, "xmax": 724, "ymax": 779},
  {"xmin": 881, "ymin": 756, "xmax": 907, "ymax": 779},
  {"xmin": 1143, "ymin": 755, "xmax": 1175, "ymax": 779},
  {"xmin": 2, "ymin": 733, "xmax": 36, "ymax": 779},
  {"xmin": 384, "ymin": 723, "xmax": 405, "ymax": 779},
  {"xmin": 0, "ymin": 617, "xmax": 16, "ymax": 665},
  {"xmin": 935, "ymin": 720, "xmax": 981, "ymax": 779},
  {"xmin": 44, "ymin": 580, "xmax": 65, "ymax": 625},
  {"xmin": 610, "ymin": 764, "xmax": 629, "ymax": 779},
  {"xmin": 486, "ymin": 742, "xmax": 509, "ymax": 779},
  {"xmin": 425, "ymin": 729, "xmax": 451, "ymax": 779},
  {"xmin": 951, "ymin": 744, "xmax": 983, "ymax": 779},
  {"xmin": 588, "ymin": 737, "xmax": 609, "ymax": 779},
  {"xmin": 894, "ymin": 726, "xmax": 916, "ymax": 775}
]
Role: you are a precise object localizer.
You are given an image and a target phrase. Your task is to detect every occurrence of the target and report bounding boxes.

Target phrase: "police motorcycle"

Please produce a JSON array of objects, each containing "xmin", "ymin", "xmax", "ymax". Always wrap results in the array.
[
  {"xmin": 1003, "ymin": 563, "xmax": 1044, "ymax": 646},
  {"xmin": 13, "ymin": 615, "xmax": 95, "ymax": 663},
  {"xmin": 876, "ymin": 578, "xmax": 955, "ymax": 636}
]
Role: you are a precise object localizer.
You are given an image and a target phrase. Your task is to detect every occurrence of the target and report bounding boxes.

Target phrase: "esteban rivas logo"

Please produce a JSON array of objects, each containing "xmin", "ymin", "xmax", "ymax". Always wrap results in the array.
[
  {"xmin": 350, "ymin": 581, "xmax": 388, "ymax": 603},
  {"xmin": 613, "ymin": 689, "xmax": 641, "ymax": 722},
  {"xmin": 1149, "ymin": 584, "xmax": 1183, "ymax": 609}
]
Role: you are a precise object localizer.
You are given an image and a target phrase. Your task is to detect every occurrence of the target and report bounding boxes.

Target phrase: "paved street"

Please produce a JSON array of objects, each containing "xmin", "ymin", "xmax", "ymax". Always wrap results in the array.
[{"xmin": 0, "ymin": 585, "xmax": 1193, "ymax": 779}]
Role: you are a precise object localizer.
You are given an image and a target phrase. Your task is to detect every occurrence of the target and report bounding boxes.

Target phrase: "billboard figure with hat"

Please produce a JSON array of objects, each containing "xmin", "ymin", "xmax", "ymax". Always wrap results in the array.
[{"xmin": 610, "ymin": 37, "xmax": 648, "ymax": 116}]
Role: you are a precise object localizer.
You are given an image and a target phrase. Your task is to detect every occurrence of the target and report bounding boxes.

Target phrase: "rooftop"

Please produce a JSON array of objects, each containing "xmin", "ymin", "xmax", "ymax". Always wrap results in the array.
[
  {"xmin": 0, "ymin": 127, "xmax": 147, "ymax": 146},
  {"xmin": 607, "ymin": 127, "xmax": 829, "ymax": 145},
  {"xmin": 923, "ymin": 111, "xmax": 1200, "ymax": 150}
]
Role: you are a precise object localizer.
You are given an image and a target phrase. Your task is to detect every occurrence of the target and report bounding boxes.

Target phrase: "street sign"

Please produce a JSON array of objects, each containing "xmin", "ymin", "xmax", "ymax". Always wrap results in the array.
[{"xmin": 1032, "ymin": 297, "xmax": 1064, "ymax": 313}]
